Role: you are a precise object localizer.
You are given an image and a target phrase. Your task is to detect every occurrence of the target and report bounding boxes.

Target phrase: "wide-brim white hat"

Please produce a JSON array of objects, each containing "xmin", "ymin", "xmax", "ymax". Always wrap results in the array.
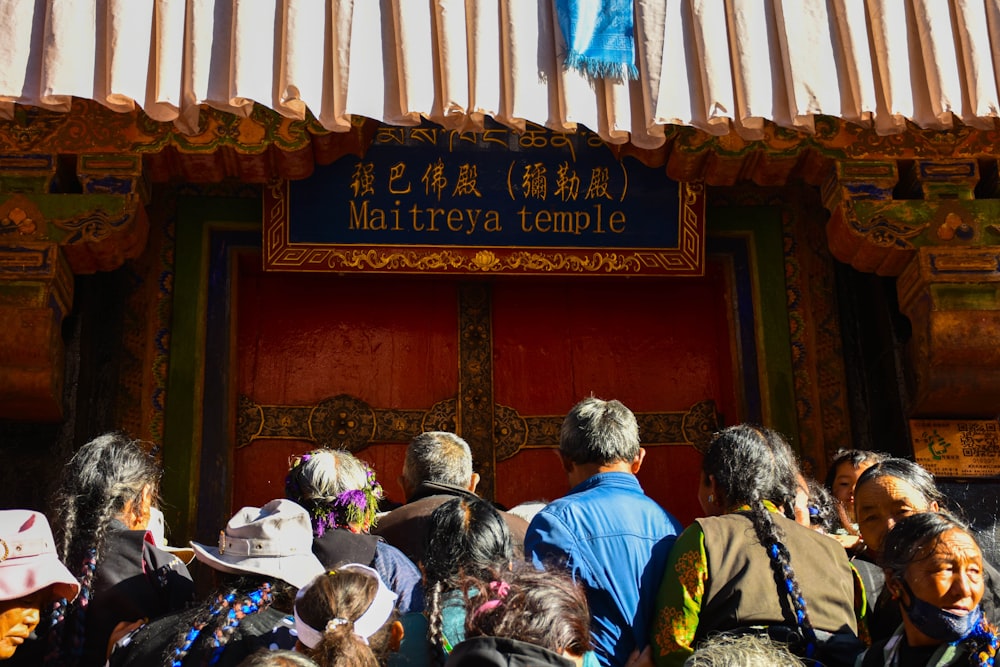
[{"xmin": 191, "ymin": 499, "xmax": 324, "ymax": 589}]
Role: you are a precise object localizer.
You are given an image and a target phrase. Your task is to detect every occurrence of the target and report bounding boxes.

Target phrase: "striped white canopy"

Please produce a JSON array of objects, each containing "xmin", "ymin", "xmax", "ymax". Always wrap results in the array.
[{"xmin": 1, "ymin": 0, "xmax": 997, "ymax": 146}]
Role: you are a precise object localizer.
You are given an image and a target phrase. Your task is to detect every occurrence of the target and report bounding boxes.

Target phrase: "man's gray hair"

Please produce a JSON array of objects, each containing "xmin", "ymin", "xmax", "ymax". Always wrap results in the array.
[
  {"xmin": 682, "ymin": 634, "xmax": 805, "ymax": 667},
  {"xmin": 559, "ymin": 397, "xmax": 640, "ymax": 465},
  {"xmin": 402, "ymin": 431, "xmax": 474, "ymax": 488}
]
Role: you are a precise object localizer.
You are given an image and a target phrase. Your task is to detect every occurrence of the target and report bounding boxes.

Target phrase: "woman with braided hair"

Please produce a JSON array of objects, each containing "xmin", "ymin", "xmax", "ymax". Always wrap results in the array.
[
  {"xmin": 107, "ymin": 499, "xmax": 324, "ymax": 667},
  {"xmin": 422, "ymin": 496, "xmax": 514, "ymax": 663},
  {"xmin": 859, "ymin": 512, "xmax": 999, "ymax": 666},
  {"xmin": 650, "ymin": 424, "xmax": 865, "ymax": 667},
  {"xmin": 46, "ymin": 433, "xmax": 194, "ymax": 667}
]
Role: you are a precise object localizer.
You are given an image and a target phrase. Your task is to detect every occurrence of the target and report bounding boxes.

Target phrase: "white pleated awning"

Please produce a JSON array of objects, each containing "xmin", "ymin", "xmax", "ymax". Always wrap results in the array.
[{"xmin": 1, "ymin": 0, "xmax": 998, "ymax": 148}]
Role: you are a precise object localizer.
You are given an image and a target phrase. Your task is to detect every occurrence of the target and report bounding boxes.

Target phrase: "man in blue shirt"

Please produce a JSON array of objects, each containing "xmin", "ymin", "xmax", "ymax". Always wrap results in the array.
[{"xmin": 525, "ymin": 397, "xmax": 682, "ymax": 667}]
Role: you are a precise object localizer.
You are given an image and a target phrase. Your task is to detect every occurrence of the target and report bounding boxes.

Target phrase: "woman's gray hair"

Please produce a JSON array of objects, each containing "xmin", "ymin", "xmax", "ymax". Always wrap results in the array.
[
  {"xmin": 559, "ymin": 397, "xmax": 640, "ymax": 465},
  {"xmin": 291, "ymin": 449, "xmax": 370, "ymax": 500},
  {"xmin": 683, "ymin": 633, "xmax": 806, "ymax": 667}
]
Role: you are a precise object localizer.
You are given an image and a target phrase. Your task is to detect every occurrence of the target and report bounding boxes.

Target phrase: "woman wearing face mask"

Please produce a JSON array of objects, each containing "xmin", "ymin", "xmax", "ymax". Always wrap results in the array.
[
  {"xmin": 853, "ymin": 458, "xmax": 1000, "ymax": 641},
  {"xmin": 858, "ymin": 512, "xmax": 999, "ymax": 666}
]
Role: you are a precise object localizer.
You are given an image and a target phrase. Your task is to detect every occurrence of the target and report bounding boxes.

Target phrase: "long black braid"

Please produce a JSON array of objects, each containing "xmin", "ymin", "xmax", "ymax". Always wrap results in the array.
[
  {"xmin": 704, "ymin": 425, "xmax": 818, "ymax": 658},
  {"xmin": 167, "ymin": 576, "xmax": 294, "ymax": 666},
  {"xmin": 47, "ymin": 433, "xmax": 161, "ymax": 665},
  {"xmin": 166, "ymin": 577, "xmax": 294, "ymax": 667},
  {"xmin": 424, "ymin": 578, "xmax": 449, "ymax": 666},
  {"xmin": 422, "ymin": 497, "xmax": 513, "ymax": 665}
]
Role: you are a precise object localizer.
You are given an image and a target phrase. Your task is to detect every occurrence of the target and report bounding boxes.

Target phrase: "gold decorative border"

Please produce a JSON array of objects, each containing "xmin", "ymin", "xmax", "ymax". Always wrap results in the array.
[
  {"xmin": 236, "ymin": 393, "xmax": 719, "ymax": 457},
  {"xmin": 262, "ymin": 180, "xmax": 705, "ymax": 276}
]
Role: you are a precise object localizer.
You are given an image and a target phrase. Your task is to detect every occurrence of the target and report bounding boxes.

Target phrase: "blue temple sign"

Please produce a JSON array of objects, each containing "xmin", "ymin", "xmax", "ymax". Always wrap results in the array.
[{"xmin": 265, "ymin": 124, "xmax": 704, "ymax": 275}]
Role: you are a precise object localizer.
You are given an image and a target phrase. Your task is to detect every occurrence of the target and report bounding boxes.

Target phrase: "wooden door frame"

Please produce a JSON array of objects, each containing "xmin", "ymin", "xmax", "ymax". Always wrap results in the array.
[{"xmin": 161, "ymin": 194, "xmax": 816, "ymax": 542}]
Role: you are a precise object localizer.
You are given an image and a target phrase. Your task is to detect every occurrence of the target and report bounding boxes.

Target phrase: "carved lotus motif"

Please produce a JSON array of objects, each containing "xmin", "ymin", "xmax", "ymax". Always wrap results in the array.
[{"xmin": 471, "ymin": 249, "xmax": 500, "ymax": 270}]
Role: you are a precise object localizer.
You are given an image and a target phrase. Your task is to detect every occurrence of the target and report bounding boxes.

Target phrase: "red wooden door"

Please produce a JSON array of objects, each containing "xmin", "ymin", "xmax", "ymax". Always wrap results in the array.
[{"xmin": 235, "ymin": 258, "xmax": 736, "ymax": 526}]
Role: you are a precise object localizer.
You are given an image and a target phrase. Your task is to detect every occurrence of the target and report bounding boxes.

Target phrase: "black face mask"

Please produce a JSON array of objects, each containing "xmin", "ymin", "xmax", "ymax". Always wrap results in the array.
[{"xmin": 899, "ymin": 579, "xmax": 982, "ymax": 642}]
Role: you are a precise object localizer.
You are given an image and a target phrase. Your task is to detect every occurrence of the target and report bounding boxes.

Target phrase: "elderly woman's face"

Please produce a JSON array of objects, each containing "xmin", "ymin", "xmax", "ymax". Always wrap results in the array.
[
  {"xmin": 901, "ymin": 528, "xmax": 984, "ymax": 620},
  {"xmin": 0, "ymin": 592, "xmax": 43, "ymax": 659},
  {"xmin": 854, "ymin": 475, "xmax": 938, "ymax": 557}
]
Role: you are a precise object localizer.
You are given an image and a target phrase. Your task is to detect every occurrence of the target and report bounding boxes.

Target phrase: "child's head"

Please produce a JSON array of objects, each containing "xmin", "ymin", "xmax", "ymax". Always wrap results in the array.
[
  {"xmin": 294, "ymin": 564, "xmax": 402, "ymax": 667},
  {"xmin": 460, "ymin": 564, "xmax": 590, "ymax": 663},
  {"xmin": 825, "ymin": 449, "xmax": 887, "ymax": 523}
]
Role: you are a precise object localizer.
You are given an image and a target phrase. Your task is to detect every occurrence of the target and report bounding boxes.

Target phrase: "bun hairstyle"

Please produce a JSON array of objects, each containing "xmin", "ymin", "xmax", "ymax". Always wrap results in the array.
[{"xmin": 295, "ymin": 565, "xmax": 399, "ymax": 667}]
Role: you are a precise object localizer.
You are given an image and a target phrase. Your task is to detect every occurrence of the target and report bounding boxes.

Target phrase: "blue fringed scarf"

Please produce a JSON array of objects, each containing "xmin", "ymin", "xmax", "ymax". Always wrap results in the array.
[{"xmin": 555, "ymin": 0, "xmax": 638, "ymax": 80}]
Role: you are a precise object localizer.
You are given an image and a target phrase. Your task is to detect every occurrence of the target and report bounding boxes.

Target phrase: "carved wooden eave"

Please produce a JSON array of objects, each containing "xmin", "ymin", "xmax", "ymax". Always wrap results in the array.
[
  {"xmin": 3, "ymin": 100, "xmax": 1000, "ymax": 420},
  {"xmin": 2, "ymin": 100, "xmax": 1000, "ymax": 187}
]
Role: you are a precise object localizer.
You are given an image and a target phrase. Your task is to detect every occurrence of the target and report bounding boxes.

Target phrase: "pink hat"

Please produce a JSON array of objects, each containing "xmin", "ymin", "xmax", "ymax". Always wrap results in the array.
[{"xmin": 0, "ymin": 510, "xmax": 80, "ymax": 602}]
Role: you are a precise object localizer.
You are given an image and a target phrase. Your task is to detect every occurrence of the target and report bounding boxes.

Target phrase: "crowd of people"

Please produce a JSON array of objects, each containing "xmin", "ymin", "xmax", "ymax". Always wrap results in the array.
[{"xmin": 0, "ymin": 397, "xmax": 995, "ymax": 667}]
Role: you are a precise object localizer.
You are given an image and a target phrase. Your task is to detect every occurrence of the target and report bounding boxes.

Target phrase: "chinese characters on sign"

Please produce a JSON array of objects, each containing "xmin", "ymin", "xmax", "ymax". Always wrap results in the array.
[
  {"xmin": 344, "ymin": 155, "xmax": 626, "ymax": 239},
  {"xmin": 911, "ymin": 419, "xmax": 1000, "ymax": 478},
  {"xmin": 265, "ymin": 122, "xmax": 705, "ymax": 275}
]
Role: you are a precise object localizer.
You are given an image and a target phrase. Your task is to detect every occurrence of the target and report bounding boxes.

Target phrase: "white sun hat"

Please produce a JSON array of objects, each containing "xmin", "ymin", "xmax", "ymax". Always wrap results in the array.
[{"xmin": 190, "ymin": 499, "xmax": 324, "ymax": 589}]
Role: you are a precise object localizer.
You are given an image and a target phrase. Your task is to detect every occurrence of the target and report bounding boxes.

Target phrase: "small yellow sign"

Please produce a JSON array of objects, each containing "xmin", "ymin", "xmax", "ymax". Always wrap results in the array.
[{"xmin": 910, "ymin": 419, "xmax": 1000, "ymax": 478}]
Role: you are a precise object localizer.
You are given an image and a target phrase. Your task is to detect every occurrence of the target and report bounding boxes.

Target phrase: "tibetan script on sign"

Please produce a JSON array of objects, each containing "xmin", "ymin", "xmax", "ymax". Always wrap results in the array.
[
  {"xmin": 910, "ymin": 418, "xmax": 1000, "ymax": 478},
  {"xmin": 264, "ymin": 123, "xmax": 704, "ymax": 276}
]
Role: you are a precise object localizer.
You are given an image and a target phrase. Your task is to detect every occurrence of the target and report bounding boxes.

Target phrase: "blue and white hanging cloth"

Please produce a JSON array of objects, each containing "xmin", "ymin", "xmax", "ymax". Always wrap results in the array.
[{"xmin": 554, "ymin": 0, "xmax": 638, "ymax": 80}]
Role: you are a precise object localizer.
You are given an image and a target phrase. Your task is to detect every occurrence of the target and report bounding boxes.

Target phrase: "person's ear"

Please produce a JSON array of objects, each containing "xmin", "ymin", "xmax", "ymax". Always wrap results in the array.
[
  {"xmin": 559, "ymin": 452, "xmax": 574, "ymax": 474},
  {"xmin": 122, "ymin": 486, "xmax": 154, "ymax": 530},
  {"xmin": 398, "ymin": 475, "xmax": 413, "ymax": 501},
  {"xmin": 929, "ymin": 500, "xmax": 940, "ymax": 512},
  {"xmin": 389, "ymin": 620, "xmax": 404, "ymax": 652},
  {"xmin": 706, "ymin": 474, "xmax": 724, "ymax": 510},
  {"xmin": 139, "ymin": 486, "xmax": 153, "ymax": 523},
  {"xmin": 630, "ymin": 448, "xmax": 646, "ymax": 474},
  {"xmin": 468, "ymin": 472, "xmax": 481, "ymax": 493},
  {"xmin": 884, "ymin": 572, "xmax": 902, "ymax": 601}
]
